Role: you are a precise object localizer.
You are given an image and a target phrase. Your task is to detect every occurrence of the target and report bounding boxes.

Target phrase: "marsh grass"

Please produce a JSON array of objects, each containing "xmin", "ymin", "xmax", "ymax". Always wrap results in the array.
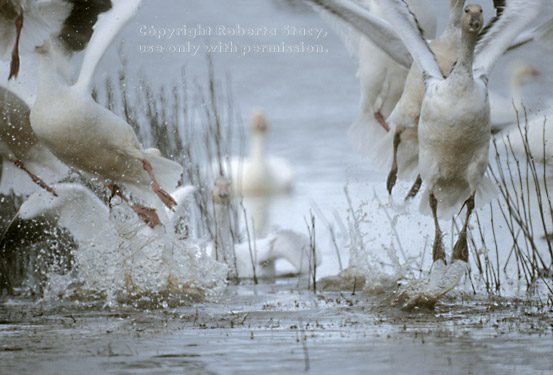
[
  {"xmin": 466, "ymin": 108, "xmax": 553, "ymax": 303},
  {"xmin": 99, "ymin": 54, "xmax": 244, "ymax": 252}
]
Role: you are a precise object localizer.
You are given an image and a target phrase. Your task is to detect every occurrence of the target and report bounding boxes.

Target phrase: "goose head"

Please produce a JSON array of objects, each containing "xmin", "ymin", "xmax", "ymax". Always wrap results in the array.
[
  {"xmin": 510, "ymin": 61, "xmax": 540, "ymax": 86},
  {"xmin": 463, "ymin": 5, "xmax": 483, "ymax": 34},
  {"xmin": 250, "ymin": 110, "xmax": 268, "ymax": 135},
  {"xmin": 212, "ymin": 176, "xmax": 232, "ymax": 206},
  {"xmin": 34, "ymin": 39, "xmax": 52, "ymax": 56}
]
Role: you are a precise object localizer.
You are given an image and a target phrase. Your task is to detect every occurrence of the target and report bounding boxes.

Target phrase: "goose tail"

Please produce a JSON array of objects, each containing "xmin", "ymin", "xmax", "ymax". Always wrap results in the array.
[
  {"xmin": 419, "ymin": 176, "xmax": 498, "ymax": 219},
  {"xmin": 347, "ymin": 111, "xmax": 389, "ymax": 156}
]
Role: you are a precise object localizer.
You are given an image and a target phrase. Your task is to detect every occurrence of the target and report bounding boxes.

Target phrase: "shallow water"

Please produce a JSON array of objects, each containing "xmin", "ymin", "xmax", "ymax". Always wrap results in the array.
[
  {"xmin": 2, "ymin": 0, "xmax": 553, "ymax": 374},
  {"xmin": 2, "ymin": 280, "xmax": 553, "ymax": 375}
]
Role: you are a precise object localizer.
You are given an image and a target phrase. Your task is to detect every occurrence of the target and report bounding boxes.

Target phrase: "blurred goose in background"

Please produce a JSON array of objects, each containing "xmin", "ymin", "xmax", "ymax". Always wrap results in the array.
[
  {"xmin": 502, "ymin": 109, "xmax": 552, "ymax": 165},
  {"xmin": 212, "ymin": 177, "xmax": 319, "ymax": 279},
  {"xmin": 30, "ymin": 0, "xmax": 182, "ymax": 227},
  {"xmin": 306, "ymin": 0, "xmax": 436, "ymax": 154},
  {"xmin": 218, "ymin": 111, "xmax": 293, "ymax": 196},
  {"xmin": 489, "ymin": 61, "xmax": 540, "ymax": 128},
  {"xmin": 380, "ymin": 0, "xmax": 543, "ymax": 266},
  {"xmin": 0, "ymin": 0, "xmax": 71, "ymax": 80}
]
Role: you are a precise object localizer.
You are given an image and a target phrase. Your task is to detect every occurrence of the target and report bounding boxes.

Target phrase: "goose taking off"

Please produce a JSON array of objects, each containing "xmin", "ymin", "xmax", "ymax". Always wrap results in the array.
[
  {"xmin": 307, "ymin": 0, "xmax": 436, "ymax": 153},
  {"xmin": 218, "ymin": 111, "xmax": 293, "ymax": 196},
  {"xmin": 0, "ymin": 0, "xmax": 72, "ymax": 80},
  {"xmin": 379, "ymin": 0, "xmax": 543, "ymax": 266},
  {"xmin": 30, "ymin": 0, "xmax": 182, "ymax": 227},
  {"xmin": 212, "ymin": 177, "xmax": 318, "ymax": 279},
  {"xmin": 381, "ymin": 0, "xmax": 469, "ymax": 196}
]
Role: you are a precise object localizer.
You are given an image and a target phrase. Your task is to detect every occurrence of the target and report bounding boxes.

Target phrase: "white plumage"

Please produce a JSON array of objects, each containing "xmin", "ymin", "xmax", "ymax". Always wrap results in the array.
[
  {"xmin": 30, "ymin": 0, "xmax": 182, "ymax": 225},
  {"xmin": 379, "ymin": 0, "xmax": 543, "ymax": 265},
  {"xmin": 0, "ymin": 0, "xmax": 71, "ymax": 79},
  {"xmin": 218, "ymin": 111, "xmax": 293, "ymax": 196},
  {"xmin": 306, "ymin": 0, "xmax": 436, "ymax": 155},
  {"xmin": 211, "ymin": 177, "xmax": 320, "ymax": 279}
]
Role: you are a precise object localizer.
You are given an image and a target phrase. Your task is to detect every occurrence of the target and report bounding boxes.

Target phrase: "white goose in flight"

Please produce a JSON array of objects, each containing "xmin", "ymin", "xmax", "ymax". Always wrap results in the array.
[
  {"xmin": 30, "ymin": 0, "xmax": 182, "ymax": 227},
  {"xmin": 379, "ymin": 0, "xmax": 543, "ymax": 265}
]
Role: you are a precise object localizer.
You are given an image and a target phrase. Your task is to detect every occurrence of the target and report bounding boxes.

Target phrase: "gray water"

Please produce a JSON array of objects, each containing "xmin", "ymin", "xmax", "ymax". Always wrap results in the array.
[{"xmin": 2, "ymin": 0, "xmax": 553, "ymax": 374}]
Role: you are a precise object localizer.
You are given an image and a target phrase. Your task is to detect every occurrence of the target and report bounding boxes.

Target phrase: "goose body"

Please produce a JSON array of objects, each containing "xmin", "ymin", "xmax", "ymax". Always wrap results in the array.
[
  {"xmin": 379, "ymin": 0, "xmax": 543, "ymax": 267},
  {"xmin": 374, "ymin": 0, "xmax": 466, "ymax": 190}
]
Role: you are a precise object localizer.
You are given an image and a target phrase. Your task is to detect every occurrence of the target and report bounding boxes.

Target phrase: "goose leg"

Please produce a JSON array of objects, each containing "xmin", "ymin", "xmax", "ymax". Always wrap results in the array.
[
  {"xmin": 108, "ymin": 183, "xmax": 161, "ymax": 228},
  {"xmin": 451, "ymin": 193, "xmax": 475, "ymax": 263},
  {"xmin": 374, "ymin": 111, "xmax": 390, "ymax": 133},
  {"xmin": 405, "ymin": 174, "xmax": 422, "ymax": 200},
  {"xmin": 8, "ymin": 14, "xmax": 23, "ymax": 80},
  {"xmin": 142, "ymin": 159, "xmax": 177, "ymax": 210},
  {"xmin": 430, "ymin": 193, "xmax": 446, "ymax": 263},
  {"xmin": 386, "ymin": 130, "xmax": 401, "ymax": 194},
  {"xmin": 9, "ymin": 158, "xmax": 57, "ymax": 196}
]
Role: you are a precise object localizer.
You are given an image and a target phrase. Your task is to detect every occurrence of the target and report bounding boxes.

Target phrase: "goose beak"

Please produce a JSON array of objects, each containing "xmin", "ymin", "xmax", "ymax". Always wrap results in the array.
[
  {"xmin": 529, "ymin": 67, "xmax": 540, "ymax": 77},
  {"xmin": 469, "ymin": 17, "xmax": 481, "ymax": 32}
]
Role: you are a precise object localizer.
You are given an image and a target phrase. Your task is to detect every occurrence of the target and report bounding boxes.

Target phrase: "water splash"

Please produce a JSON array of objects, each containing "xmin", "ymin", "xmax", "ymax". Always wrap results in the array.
[{"xmin": 41, "ymin": 198, "xmax": 227, "ymax": 307}]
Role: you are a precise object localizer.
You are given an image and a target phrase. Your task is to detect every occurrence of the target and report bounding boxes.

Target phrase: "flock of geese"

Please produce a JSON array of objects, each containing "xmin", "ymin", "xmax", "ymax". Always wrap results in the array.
[{"xmin": 0, "ymin": 0, "xmax": 552, "ymax": 289}]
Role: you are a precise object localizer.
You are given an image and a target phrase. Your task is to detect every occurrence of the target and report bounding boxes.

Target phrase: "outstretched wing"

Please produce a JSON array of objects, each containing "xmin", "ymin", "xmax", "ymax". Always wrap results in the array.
[
  {"xmin": 74, "ymin": 0, "xmax": 142, "ymax": 91},
  {"xmin": 508, "ymin": 15, "xmax": 553, "ymax": 51},
  {"xmin": 376, "ymin": 0, "xmax": 442, "ymax": 82},
  {"xmin": 305, "ymin": 0, "xmax": 414, "ymax": 69},
  {"xmin": 473, "ymin": 0, "xmax": 544, "ymax": 78}
]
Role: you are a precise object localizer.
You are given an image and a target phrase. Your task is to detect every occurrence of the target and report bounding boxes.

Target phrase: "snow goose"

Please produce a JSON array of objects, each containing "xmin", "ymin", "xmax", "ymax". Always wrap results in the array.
[
  {"xmin": 0, "ymin": 0, "xmax": 71, "ymax": 79},
  {"xmin": 0, "ymin": 2, "xmax": 116, "ymax": 196},
  {"xmin": 489, "ymin": 61, "xmax": 539, "ymax": 128},
  {"xmin": 381, "ymin": 0, "xmax": 467, "ymax": 196},
  {"xmin": 221, "ymin": 111, "xmax": 293, "ymax": 196},
  {"xmin": 30, "ymin": 0, "xmax": 182, "ymax": 227},
  {"xmin": 212, "ymin": 177, "xmax": 318, "ymax": 279},
  {"xmin": 379, "ymin": 0, "xmax": 543, "ymax": 265},
  {"xmin": 307, "ymin": 0, "xmax": 436, "ymax": 152},
  {"xmin": 503, "ymin": 110, "xmax": 552, "ymax": 165}
]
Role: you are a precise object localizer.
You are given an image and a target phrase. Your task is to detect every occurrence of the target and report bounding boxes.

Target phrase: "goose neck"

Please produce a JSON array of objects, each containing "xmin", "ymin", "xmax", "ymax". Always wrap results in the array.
[
  {"xmin": 214, "ymin": 202, "xmax": 233, "ymax": 261},
  {"xmin": 37, "ymin": 52, "xmax": 63, "ymax": 98},
  {"xmin": 249, "ymin": 132, "xmax": 266, "ymax": 162},
  {"xmin": 451, "ymin": 29, "xmax": 477, "ymax": 77},
  {"xmin": 509, "ymin": 74, "xmax": 525, "ymax": 107},
  {"xmin": 444, "ymin": 0, "xmax": 465, "ymax": 34}
]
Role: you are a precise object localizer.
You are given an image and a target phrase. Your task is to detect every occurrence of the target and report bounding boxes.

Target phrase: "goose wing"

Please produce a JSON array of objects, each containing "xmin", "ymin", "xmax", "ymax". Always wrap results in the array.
[
  {"xmin": 508, "ymin": 16, "xmax": 553, "ymax": 51},
  {"xmin": 376, "ymin": 0, "xmax": 442, "ymax": 82},
  {"xmin": 473, "ymin": 0, "xmax": 544, "ymax": 78},
  {"xmin": 305, "ymin": 0, "xmax": 413, "ymax": 69},
  {"xmin": 74, "ymin": 0, "xmax": 142, "ymax": 91}
]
